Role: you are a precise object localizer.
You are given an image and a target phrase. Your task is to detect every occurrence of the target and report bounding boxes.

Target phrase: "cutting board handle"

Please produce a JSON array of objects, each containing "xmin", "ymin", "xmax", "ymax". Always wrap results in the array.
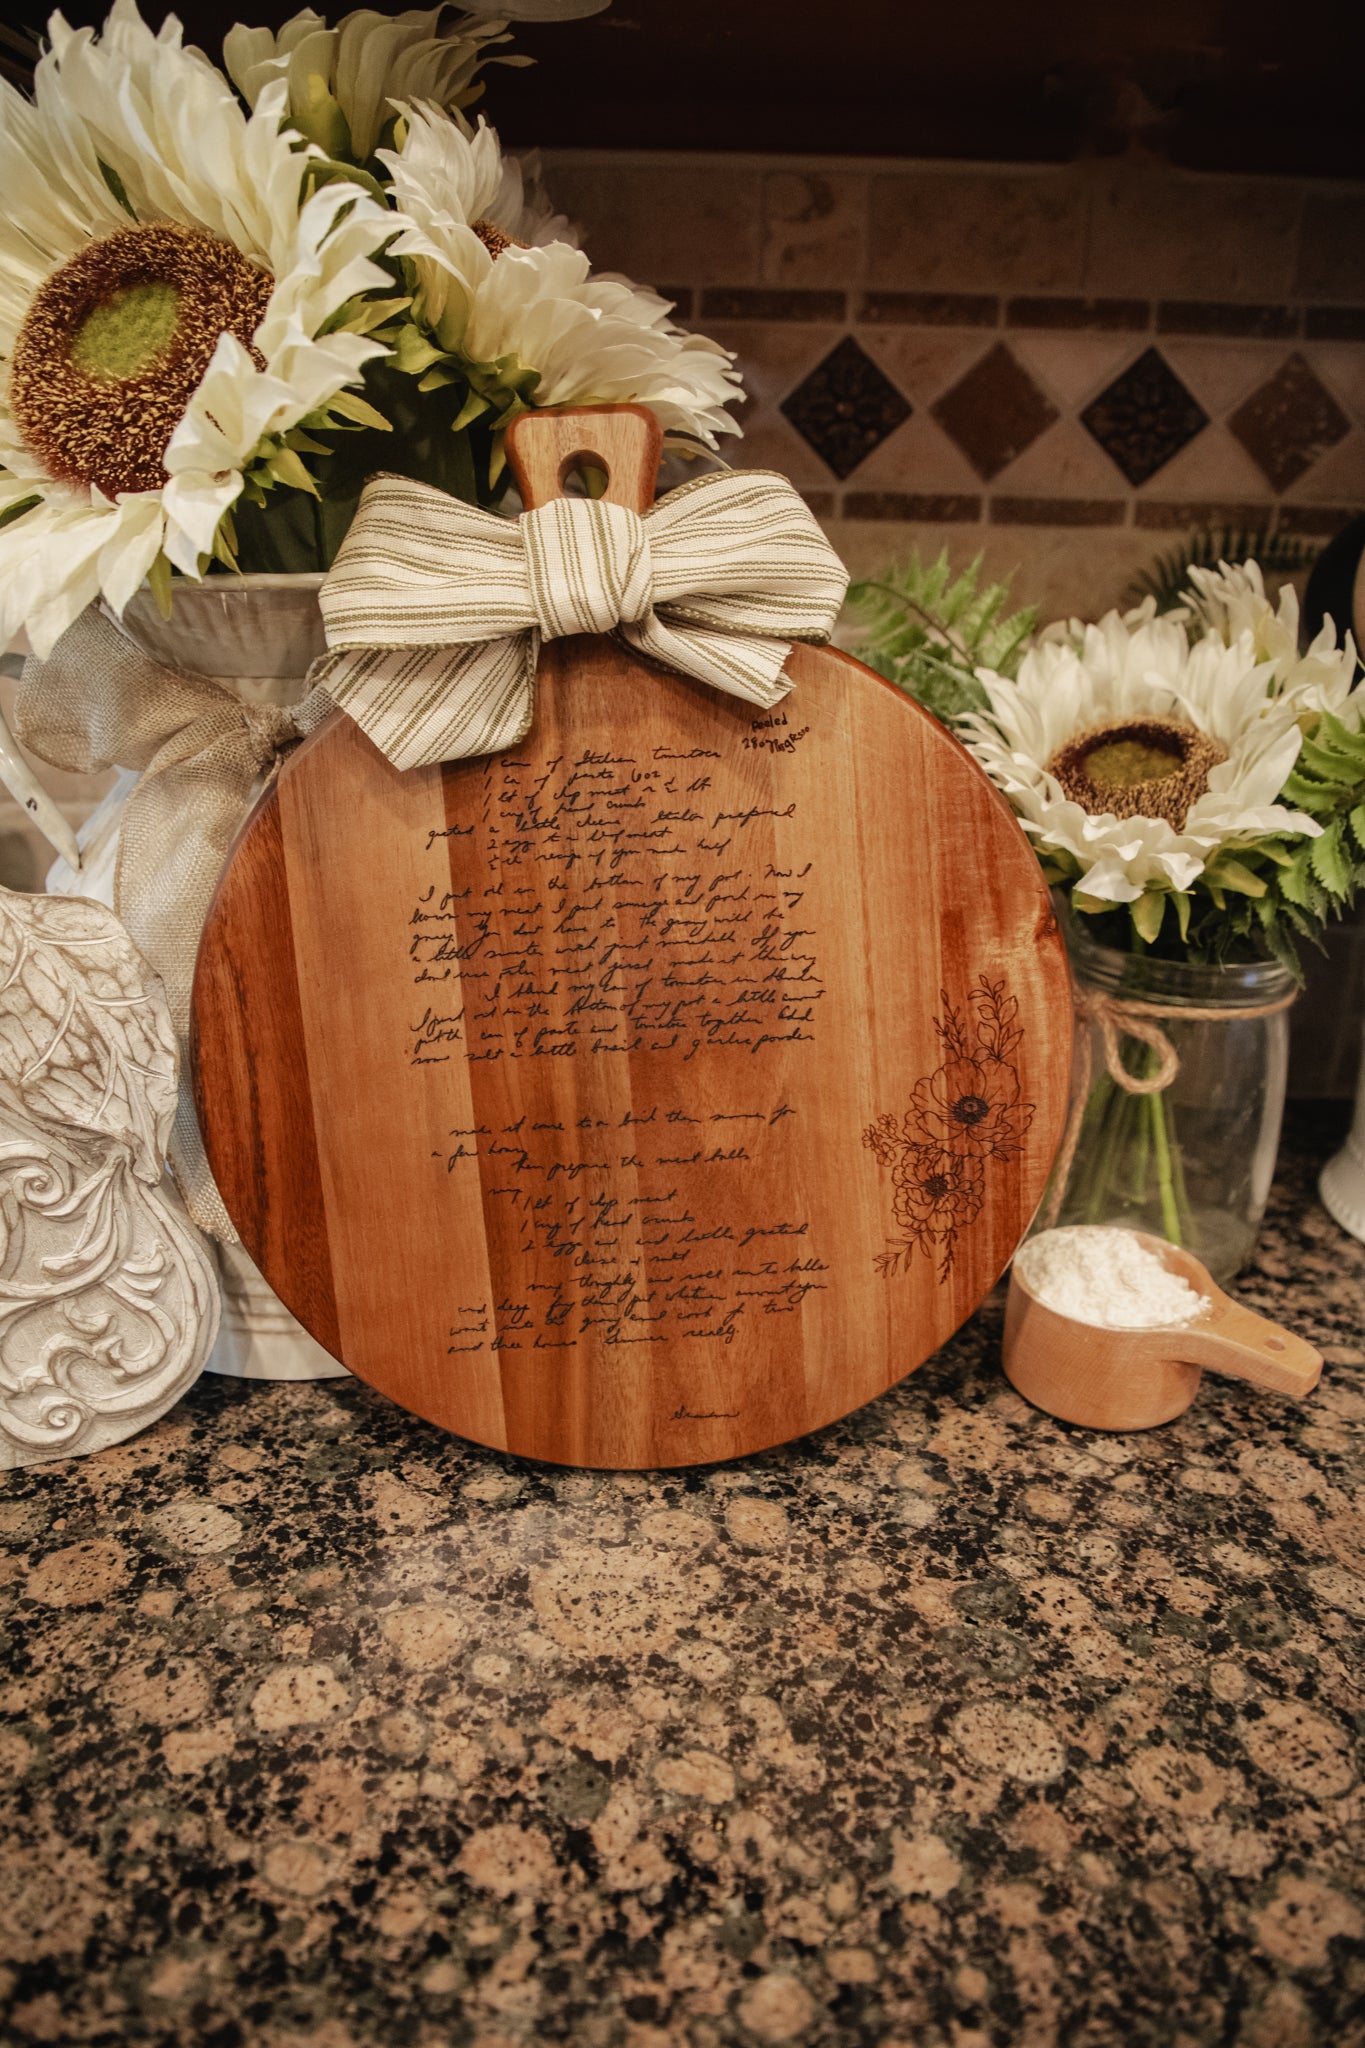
[{"xmin": 505, "ymin": 403, "xmax": 664, "ymax": 515}]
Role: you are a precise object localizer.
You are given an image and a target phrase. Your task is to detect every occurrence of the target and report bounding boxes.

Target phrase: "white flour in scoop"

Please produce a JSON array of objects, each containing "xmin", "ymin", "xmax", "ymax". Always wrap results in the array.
[{"xmin": 1014, "ymin": 1226, "xmax": 1207, "ymax": 1330}]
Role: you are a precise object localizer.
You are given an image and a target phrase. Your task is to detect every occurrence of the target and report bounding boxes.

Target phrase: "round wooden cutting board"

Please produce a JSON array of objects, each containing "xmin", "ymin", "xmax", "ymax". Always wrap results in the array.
[{"xmin": 192, "ymin": 411, "xmax": 1071, "ymax": 1467}]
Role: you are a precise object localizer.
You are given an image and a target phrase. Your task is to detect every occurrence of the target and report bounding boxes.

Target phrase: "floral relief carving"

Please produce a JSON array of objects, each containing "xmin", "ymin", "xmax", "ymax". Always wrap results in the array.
[
  {"xmin": 864, "ymin": 978, "xmax": 1034, "ymax": 1281},
  {"xmin": 0, "ymin": 889, "xmax": 218, "ymax": 1467}
]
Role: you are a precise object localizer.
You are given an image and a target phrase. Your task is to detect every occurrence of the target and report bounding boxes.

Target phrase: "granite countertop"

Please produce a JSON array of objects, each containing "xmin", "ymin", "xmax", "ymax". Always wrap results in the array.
[{"xmin": 1, "ymin": 1106, "xmax": 1362, "ymax": 2048}]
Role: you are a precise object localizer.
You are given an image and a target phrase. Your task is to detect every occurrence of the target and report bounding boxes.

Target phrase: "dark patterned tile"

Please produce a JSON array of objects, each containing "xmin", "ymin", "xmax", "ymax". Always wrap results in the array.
[
  {"xmin": 843, "ymin": 490, "xmax": 983, "ymax": 521},
  {"xmin": 1229, "ymin": 351, "xmax": 1353, "ymax": 492},
  {"xmin": 1135, "ymin": 499, "xmax": 1273, "ymax": 531},
  {"xmin": 1080, "ymin": 346, "xmax": 1210, "ymax": 487},
  {"xmin": 779, "ymin": 334, "xmax": 912, "ymax": 479},
  {"xmin": 1006, "ymin": 296, "xmax": 1149, "ymax": 331},
  {"xmin": 1305, "ymin": 306, "xmax": 1365, "ymax": 342},
  {"xmin": 931, "ymin": 342, "xmax": 1060, "ymax": 482},
  {"xmin": 1156, "ymin": 301, "xmax": 1299, "ymax": 338},
  {"xmin": 799, "ymin": 488, "xmax": 837, "ymax": 517},
  {"xmin": 990, "ymin": 496, "xmax": 1126, "ymax": 526},
  {"xmin": 1278, "ymin": 502, "xmax": 1365, "ymax": 537},
  {"xmin": 700, "ymin": 287, "xmax": 847, "ymax": 322},
  {"xmin": 858, "ymin": 291, "xmax": 999, "ymax": 327}
]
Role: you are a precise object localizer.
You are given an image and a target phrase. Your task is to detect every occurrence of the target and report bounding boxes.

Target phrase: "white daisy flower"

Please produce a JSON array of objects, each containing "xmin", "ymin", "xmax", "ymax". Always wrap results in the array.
[
  {"xmin": 224, "ymin": 3, "xmax": 609, "ymax": 163},
  {"xmin": 379, "ymin": 108, "xmax": 743, "ymax": 448},
  {"xmin": 0, "ymin": 0, "xmax": 396, "ymax": 657},
  {"xmin": 961, "ymin": 611, "xmax": 1319, "ymax": 908},
  {"xmin": 1181, "ymin": 557, "xmax": 1363, "ymax": 722}
]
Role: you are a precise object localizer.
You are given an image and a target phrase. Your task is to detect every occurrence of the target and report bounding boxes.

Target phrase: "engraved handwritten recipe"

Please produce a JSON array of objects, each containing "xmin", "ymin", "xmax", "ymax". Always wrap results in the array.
[{"xmin": 402, "ymin": 715, "xmax": 832, "ymax": 1363}]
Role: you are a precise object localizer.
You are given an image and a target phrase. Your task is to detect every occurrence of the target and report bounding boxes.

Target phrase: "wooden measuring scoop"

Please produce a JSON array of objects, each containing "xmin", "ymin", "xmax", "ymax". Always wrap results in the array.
[{"xmin": 1003, "ymin": 1231, "xmax": 1322, "ymax": 1430}]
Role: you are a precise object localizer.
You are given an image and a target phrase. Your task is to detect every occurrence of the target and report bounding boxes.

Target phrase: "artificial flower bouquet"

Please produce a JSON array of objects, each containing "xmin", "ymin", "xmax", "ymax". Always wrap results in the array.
[
  {"xmin": 852, "ymin": 554, "xmax": 1364, "ymax": 1274},
  {"xmin": 0, "ymin": 0, "xmax": 743, "ymax": 664}
]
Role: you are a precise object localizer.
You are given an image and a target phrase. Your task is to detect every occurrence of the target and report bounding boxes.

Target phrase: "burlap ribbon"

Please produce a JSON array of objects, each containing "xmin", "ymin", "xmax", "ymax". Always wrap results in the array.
[
  {"xmin": 15, "ymin": 607, "xmax": 332, "ymax": 1241},
  {"xmin": 312, "ymin": 467, "xmax": 850, "ymax": 770}
]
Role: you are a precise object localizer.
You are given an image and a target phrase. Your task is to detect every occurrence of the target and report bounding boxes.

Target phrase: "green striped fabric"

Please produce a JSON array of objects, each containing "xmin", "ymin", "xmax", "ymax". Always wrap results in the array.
[{"xmin": 312, "ymin": 469, "xmax": 849, "ymax": 771}]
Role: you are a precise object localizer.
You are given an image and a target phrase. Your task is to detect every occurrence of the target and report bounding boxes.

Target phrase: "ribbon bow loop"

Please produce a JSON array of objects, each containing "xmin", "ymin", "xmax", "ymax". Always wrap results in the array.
[{"xmin": 312, "ymin": 468, "xmax": 849, "ymax": 773}]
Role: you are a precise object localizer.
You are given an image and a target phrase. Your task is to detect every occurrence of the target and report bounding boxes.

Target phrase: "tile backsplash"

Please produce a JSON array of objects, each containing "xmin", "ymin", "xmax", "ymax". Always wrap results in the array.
[
  {"xmin": 542, "ymin": 149, "xmax": 1365, "ymax": 625},
  {"xmin": 3, "ymin": 147, "xmax": 1363, "ymax": 1091}
]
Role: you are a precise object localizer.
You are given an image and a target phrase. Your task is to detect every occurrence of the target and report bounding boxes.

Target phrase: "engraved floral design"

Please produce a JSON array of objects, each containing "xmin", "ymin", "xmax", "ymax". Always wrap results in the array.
[{"xmin": 864, "ymin": 978, "xmax": 1033, "ymax": 1279}]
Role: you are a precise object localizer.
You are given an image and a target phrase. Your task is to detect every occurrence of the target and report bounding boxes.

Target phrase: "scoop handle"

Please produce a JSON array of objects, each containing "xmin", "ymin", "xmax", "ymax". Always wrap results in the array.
[
  {"xmin": 1168, "ymin": 1294, "xmax": 1322, "ymax": 1399},
  {"xmin": 504, "ymin": 403, "xmax": 662, "ymax": 515}
]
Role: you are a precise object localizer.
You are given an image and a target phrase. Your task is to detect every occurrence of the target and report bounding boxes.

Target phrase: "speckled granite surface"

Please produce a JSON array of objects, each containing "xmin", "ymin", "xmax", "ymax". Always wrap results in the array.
[{"xmin": 2, "ymin": 1106, "xmax": 1363, "ymax": 2048}]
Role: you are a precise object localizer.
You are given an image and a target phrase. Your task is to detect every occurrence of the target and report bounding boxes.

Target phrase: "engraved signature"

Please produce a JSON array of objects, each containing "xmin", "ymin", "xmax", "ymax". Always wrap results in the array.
[{"xmin": 671, "ymin": 1405, "xmax": 740, "ymax": 1421}]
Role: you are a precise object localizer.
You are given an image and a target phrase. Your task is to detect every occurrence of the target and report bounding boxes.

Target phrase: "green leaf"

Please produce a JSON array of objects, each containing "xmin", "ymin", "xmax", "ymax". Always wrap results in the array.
[
  {"xmin": 267, "ymin": 447, "xmax": 320, "ymax": 497},
  {"xmin": 1173, "ymin": 890, "xmax": 1192, "ymax": 941},
  {"xmin": 1130, "ymin": 891, "xmax": 1166, "ymax": 943},
  {"xmin": 1201, "ymin": 856, "xmax": 1267, "ymax": 897},
  {"xmin": 145, "ymin": 552, "xmax": 174, "ymax": 620},
  {"xmin": 392, "ymin": 325, "xmax": 449, "ymax": 377},
  {"xmin": 1309, "ymin": 817, "xmax": 1354, "ymax": 898},
  {"xmin": 0, "ymin": 493, "xmax": 39, "ymax": 533},
  {"xmin": 451, "ymin": 388, "xmax": 493, "ymax": 432},
  {"xmin": 325, "ymin": 389, "xmax": 393, "ymax": 433}
]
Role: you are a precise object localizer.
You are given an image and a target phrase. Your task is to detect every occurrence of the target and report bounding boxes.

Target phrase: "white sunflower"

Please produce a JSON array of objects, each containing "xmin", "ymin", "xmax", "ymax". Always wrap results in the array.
[
  {"xmin": 225, "ymin": 3, "xmax": 608, "ymax": 164},
  {"xmin": 0, "ymin": 0, "xmax": 396, "ymax": 657},
  {"xmin": 961, "ymin": 609, "xmax": 1320, "ymax": 908},
  {"xmin": 379, "ymin": 107, "xmax": 743, "ymax": 448},
  {"xmin": 1181, "ymin": 557, "xmax": 1363, "ymax": 722}
]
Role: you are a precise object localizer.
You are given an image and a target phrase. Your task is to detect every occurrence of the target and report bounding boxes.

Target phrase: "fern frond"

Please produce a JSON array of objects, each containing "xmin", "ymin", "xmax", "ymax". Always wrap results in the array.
[
  {"xmin": 843, "ymin": 549, "xmax": 1037, "ymax": 726},
  {"xmin": 1124, "ymin": 527, "xmax": 1324, "ymax": 614}
]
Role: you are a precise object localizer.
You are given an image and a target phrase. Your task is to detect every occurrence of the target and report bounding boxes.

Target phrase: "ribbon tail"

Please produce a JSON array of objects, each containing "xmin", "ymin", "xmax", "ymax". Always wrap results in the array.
[
  {"xmin": 309, "ymin": 634, "xmax": 539, "ymax": 771},
  {"xmin": 626, "ymin": 614, "xmax": 795, "ymax": 710}
]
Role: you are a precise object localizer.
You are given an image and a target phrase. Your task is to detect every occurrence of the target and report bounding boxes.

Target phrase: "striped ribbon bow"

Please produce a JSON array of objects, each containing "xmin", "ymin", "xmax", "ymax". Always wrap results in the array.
[{"xmin": 312, "ymin": 467, "xmax": 850, "ymax": 770}]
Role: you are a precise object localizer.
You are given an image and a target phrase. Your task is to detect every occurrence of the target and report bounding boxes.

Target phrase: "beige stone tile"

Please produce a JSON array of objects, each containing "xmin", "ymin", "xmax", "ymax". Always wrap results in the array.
[
  {"xmin": 1279, "ymin": 428, "xmax": 1365, "ymax": 504},
  {"xmin": 728, "ymin": 410, "xmax": 843, "ymax": 490},
  {"xmin": 828, "ymin": 517, "xmax": 1158, "ymax": 625},
  {"xmin": 992, "ymin": 418, "xmax": 1129, "ymax": 498},
  {"xmin": 538, "ymin": 156, "xmax": 762, "ymax": 287},
  {"xmin": 867, "ymin": 168, "xmax": 1089, "ymax": 294},
  {"xmin": 702, "ymin": 322, "xmax": 843, "ymax": 414},
  {"xmin": 1157, "ymin": 341, "xmax": 1287, "ymax": 419},
  {"xmin": 1009, "ymin": 334, "xmax": 1139, "ymax": 411},
  {"xmin": 1084, "ymin": 167, "xmax": 1302, "ymax": 300},
  {"xmin": 1296, "ymin": 188, "xmax": 1365, "ymax": 302},
  {"xmin": 857, "ymin": 328, "xmax": 990, "ymax": 409},
  {"xmin": 762, "ymin": 171, "xmax": 868, "ymax": 287},
  {"xmin": 849, "ymin": 410, "xmax": 982, "ymax": 494},
  {"xmin": 1304, "ymin": 344, "xmax": 1365, "ymax": 426},
  {"xmin": 1130, "ymin": 423, "xmax": 1274, "ymax": 505}
]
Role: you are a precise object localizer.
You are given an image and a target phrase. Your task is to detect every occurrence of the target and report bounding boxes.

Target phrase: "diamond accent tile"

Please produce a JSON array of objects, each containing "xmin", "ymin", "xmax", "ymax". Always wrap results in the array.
[
  {"xmin": 779, "ymin": 335, "xmax": 911, "ymax": 480},
  {"xmin": 930, "ymin": 343, "xmax": 1060, "ymax": 482},
  {"xmin": 1080, "ymin": 347, "xmax": 1209, "ymax": 487},
  {"xmin": 1228, "ymin": 351, "xmax": 1352, "ymax": 494}
]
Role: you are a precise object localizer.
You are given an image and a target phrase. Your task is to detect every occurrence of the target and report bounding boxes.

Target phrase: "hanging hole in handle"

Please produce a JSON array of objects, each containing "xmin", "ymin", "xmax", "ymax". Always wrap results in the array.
[
  {"xmin": 559, "ymin": 452, "xmax": 611, "ymax": 500},
  {"xmin": 1264, "ymin": 1337, "xmax": 1286, "ymax": 1352}
]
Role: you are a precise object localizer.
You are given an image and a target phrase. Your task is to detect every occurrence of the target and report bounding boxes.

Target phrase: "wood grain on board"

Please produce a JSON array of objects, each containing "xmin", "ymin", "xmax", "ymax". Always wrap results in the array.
[{"xmin": 192, "ymin": 409, "xmax": 1072, "ymax": 1467}]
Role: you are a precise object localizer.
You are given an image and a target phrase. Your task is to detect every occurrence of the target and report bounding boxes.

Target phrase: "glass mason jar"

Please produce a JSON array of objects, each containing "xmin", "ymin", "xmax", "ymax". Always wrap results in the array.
[{"xmin": 1038, "ymin": 917, "xmax": 1297, "ymax": 1283}]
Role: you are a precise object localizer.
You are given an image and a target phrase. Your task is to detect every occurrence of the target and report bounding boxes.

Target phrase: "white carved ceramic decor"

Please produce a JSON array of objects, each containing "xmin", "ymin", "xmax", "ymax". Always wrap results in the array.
[
  {"xmin": 1321, "ymin": 1033, "xmax": 1365, "ymax": 1244},
  {"xmin": 41, "ymin": 578, "xmax": 349, "ymax": 1381},
  {"xmin": 0, "ymin": 887, "xmax": 218, "ymax": 1467}
]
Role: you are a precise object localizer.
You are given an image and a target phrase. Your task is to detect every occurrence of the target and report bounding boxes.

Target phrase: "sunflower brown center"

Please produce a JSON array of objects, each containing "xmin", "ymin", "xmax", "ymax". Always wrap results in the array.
[
  {"xmin": 1048, "ymin": 717, "xmax": 1228, "ymax": 831},
  {"xmin": 471, "ymin": 217, "xmax": 528, "ymax": 258},
  {"xmin": 9, "ymin": 221, "xmax": 273, "ymax": 500}
]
